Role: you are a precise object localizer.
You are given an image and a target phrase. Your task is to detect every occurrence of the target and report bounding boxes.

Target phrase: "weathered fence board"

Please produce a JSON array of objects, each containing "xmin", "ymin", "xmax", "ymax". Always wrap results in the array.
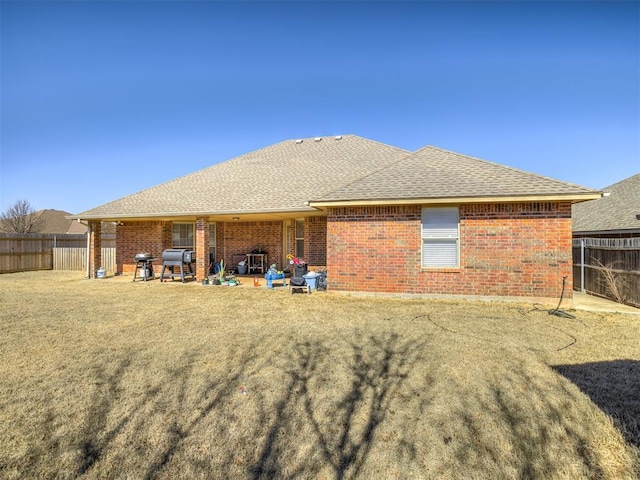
[
  {"xmin": 101, "ymin": 247, "xmax": 116, "ymax": 273},
  {"xmin": 53, "ymin": 248, "xmax": 86, "ymax": 271},
  {"xmin": 0, "ymin": 234, "xmax": 55, "ymax": 272},
  {"xmin": 52, "ymin": 247, "xmax": 116, "ymax": 273},
  {"xmin": 573, "ymin": 237, "xmax": 640, "ymax": 308},
  {"xmin": 0, "ymin": 233, "xmax": 117, "ymax": 274}
]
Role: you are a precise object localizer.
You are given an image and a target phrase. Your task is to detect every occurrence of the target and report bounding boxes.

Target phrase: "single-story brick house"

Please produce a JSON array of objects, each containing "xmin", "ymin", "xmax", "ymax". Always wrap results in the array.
[{"xmin": 72, "ymin": 135, "xmax": 600, "ymax": 300}]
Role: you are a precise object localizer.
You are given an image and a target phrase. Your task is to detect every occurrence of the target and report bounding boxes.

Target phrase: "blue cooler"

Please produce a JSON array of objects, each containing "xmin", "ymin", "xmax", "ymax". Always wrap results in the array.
[{"xmin": 303, "ymin": 272, "xmax": 320, "ymax": 290}]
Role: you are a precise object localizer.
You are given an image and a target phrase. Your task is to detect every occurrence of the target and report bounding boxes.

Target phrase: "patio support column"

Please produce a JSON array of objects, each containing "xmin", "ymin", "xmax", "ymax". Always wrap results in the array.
[
  {"xmin": 89, "ymin": 221, "xmax": 102, "ymax": 278},
  {"xmin": 195, "ymin": 217, "xmax": 209, "ymax": 280}
]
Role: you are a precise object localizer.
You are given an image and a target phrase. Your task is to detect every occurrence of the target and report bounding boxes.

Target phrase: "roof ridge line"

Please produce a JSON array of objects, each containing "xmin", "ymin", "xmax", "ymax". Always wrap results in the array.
[
  {"xmin": 422, "ymin": 145, "xmax": 597, "ymax": 191},
  {"xmin": 311, "ymin": 143, "xmax": 414, "ymax": 201}
]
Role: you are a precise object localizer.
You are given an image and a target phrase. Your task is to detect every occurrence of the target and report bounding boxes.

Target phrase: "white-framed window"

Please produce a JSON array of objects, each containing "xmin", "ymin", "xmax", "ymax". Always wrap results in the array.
[
  {"xmin": 295, "ymin": 219, "xmax": 304, "ymax": 259},
  {"xmin": 209, "ymin": 223, "xmax": 216, "ymax": 261},
  {"xmin": 172, "ymin": 223, "xmax": 194, "ymax": 249},
  {"xmin": 421, "ymin": 207, "xmax": 459, "ymax": 268}
]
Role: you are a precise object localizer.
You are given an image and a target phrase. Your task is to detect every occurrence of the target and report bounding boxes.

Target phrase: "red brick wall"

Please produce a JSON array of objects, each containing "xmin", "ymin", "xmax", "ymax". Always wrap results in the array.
[
  {"xmin": 327, "ymin": 202, "xmax": 573, "ymax": 298},
  {"xmin": 115, "ymin": 220, "xmax": 287, "ymax": 275},
  {"xmin": 220, "ymin": 221, "xmax": 284, "ymax": 270},
  {"xmin": 116, "ymin": 221, "xmax": 172, "ymax": 274},
  {"xmin": 306, "ymin": 216, "xmax": 327, "ymax": 266},
  {"xmin": 195, "ymin": 217, "xmax": 210, "ymax": 280}
]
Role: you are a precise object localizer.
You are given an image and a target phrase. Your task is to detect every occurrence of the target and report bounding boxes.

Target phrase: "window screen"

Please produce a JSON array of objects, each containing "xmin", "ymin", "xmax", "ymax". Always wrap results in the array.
[
  {"xmin": 421, "ymin": 207, "xmax": 459, "ymax": 268},
  {"xmin": 209, "ymin": 223, "xmax": 216, "ymax": 261},
  {"xmin": 172, "ymin": 223, "xmax": 194, "ymax": 249},
  {"xmin": 295, "ymin": 219, "xmax": 304, "ymax": 259}
]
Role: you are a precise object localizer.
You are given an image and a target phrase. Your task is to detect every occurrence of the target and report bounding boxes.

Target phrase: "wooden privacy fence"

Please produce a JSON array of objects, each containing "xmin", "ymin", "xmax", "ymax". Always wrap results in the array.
[
  {"xmin": 573, "ymin": 237, "xmax": 640, "ymax": 308},
  {"xmin": 52, "ymin": 247, "xmax": 116, "ymax": 273},
  {"xmin": 0, "ymin": 233, "xmax": 116, "ymax": 274}
]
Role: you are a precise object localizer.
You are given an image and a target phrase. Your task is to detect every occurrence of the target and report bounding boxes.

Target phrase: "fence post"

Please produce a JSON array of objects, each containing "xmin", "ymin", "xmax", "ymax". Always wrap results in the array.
[{"xmin": 580, "ymin": 238, "xmax": 585, "ymax": 293}]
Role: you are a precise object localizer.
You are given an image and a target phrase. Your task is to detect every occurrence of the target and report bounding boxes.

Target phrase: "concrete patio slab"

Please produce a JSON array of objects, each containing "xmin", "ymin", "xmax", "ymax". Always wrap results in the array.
[{"xmin": 572, "ymin": 291, "xmax": 640, "ymax": 315}]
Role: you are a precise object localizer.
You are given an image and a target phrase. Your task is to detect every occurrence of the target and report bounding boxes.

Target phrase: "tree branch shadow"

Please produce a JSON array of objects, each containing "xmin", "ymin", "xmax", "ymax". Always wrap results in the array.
[
  {"xmin": 250, "ymin": 332, "xmax": 426, "ymax": 480},
  {"xmin": 141, "ymin": 346, "xmax": 261, "ymax": 479},
  {"xmin": 449, "ymin": 357, "xmax": 638, "ymax": 478},
  {"xmin": 554, "ymin": 360, "xmax": 640, "ymax": 451},
  {"xmin": 60, "ymin": 344, "xmax": 262, "ymax": 479}
]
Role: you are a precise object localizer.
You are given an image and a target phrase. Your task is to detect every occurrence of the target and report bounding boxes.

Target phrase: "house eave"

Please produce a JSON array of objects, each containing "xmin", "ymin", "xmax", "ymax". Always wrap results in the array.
[
  {"xmin": 573, "ymin": 228, "xmax": 640, "ymax": 236},
  {"xmin": 68, "ymin": 206, "xmax": 322, "ymax": 223},
  {"xmin": 308, "ymin": 192, "xmax": 603, "ymax": 209}
]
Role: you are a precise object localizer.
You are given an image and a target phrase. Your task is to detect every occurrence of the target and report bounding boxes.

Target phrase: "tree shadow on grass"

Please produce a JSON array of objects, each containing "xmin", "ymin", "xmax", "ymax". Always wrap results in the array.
[
  {"xmin": 140, "ymin": 346, "xmax": 260, "ymax": 480},
  {"xmin": 449, "ymin": 357, "xmax": 639, "ymax": 479},
  {"xmin": 77, "ymin": 356, "xmax": 140, "ymax": 475},
  {"xmin": 15, "ymin": 332, "xmax": 428, "ymax": 479},
  {"xmin": 554, "ymin": 360, "xmax": 640, "ymax": 450},
  {"xmin": 60, "ymin": 345, "xmax": 260, "ymax": 479},
  {"xmin": 250, "ymin": 332, "xmax": 426, "ymax": 480}
]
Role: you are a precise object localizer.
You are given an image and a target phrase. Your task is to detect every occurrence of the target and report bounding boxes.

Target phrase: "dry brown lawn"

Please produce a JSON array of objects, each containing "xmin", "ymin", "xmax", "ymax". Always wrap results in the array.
[{"xmin": 0, "ymin": 271, "xmax": 639, "ymax": 479}]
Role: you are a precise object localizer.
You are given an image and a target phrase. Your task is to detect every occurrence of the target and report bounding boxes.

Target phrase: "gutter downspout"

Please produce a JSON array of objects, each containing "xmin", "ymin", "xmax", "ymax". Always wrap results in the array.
[
  {"xmin": 77, "ymin": 219, "xmax": 91, "ymax": 279},
  {"xmin": 580, "ymin": 238, "xmax": 585, "ymax": 293}
]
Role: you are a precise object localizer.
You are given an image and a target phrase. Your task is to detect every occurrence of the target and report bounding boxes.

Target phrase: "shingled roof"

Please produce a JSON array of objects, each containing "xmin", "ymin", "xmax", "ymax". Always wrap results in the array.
[
  {"xmin": 310, "ymin": 145, "xmax": 600, "ymax": 205},
  {"xmin": 74, "ymin": 135, "xmax": 409, "ymax": 220},
  {"xmin": 74, "ymin": 136, "xmax": 600, "ymax": 221},
  {"xmin": 36, "ymin": 209, "xmax": 88, "ymax": 234},
  {"xmin": 573, "ymin": 173, "xmax": 640, "ymax": 234}
]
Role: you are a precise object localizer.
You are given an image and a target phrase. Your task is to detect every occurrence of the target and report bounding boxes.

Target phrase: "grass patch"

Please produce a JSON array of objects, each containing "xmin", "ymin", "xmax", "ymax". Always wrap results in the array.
[{"xmin": 1, "ymin": 271, "xmax": 638, "ymax": 479}]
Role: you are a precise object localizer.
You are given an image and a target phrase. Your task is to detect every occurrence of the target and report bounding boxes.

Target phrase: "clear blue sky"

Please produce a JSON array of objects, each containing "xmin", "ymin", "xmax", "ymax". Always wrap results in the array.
[{"xmin": 1, "ymin": 0, "xmax": 638, "ymax": 215}]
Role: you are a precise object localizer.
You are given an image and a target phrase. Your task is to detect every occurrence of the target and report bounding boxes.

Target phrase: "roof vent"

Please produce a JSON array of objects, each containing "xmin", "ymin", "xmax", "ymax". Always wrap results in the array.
[
  {"xmin": 295, "ymin": 139, "xmax": 303, "ymax": 144},
  {"xmin": 314, "ymin": 137, "xmax": 322, "ymax": 142},
  {"xmin": 334, "ymin": 135, "xmax": 343, "ymax": 140}
]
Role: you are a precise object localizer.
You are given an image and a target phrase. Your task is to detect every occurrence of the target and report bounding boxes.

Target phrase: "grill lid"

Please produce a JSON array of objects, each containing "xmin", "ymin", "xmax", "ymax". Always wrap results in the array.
[{"xmin": 161, "ymin": 249, "xmax": 195, "ymax": 263}]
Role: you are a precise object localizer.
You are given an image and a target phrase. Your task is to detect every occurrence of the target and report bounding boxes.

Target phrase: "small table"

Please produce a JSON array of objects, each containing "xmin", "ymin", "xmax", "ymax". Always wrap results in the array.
[
  {"xmin": 247, "ymin": 253, "xmax": 266, "ymax": 274},
  {"xmin": 265, "ymin": 272, "xmax": 287, "ymax": 288}
]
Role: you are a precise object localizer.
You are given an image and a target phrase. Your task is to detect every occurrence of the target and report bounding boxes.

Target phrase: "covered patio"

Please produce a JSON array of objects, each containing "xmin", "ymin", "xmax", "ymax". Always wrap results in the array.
[{"xmin": 87, "ymin": 213, "xmax": 327, "ymax": 281}]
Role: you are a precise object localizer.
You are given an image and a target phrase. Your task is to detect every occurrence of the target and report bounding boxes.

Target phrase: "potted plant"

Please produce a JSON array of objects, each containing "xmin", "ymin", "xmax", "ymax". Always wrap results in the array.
[{"xmin": 217, "ymin": 259, "xmax": 226, "ymax": 284}]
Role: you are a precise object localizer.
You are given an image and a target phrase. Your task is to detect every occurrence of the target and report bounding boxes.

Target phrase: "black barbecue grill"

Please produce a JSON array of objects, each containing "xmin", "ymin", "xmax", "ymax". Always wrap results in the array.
[
  {"xmin": 160, "ymin": 249, "xmax": 196, "ymax": 282},
  {"xmin": 133, "ymin": 253, "xmax": 156, "ymax": 282}
]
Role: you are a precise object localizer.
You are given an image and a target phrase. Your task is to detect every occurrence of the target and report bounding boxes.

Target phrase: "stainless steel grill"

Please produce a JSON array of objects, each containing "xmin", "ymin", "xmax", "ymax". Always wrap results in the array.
[
  {"xmin": 134, "ymin": 253, "xmax": 156, "ymax": 281},
  {"xmin": 160, "ymin": 249, "xmax": 196, "ymax": 282}
]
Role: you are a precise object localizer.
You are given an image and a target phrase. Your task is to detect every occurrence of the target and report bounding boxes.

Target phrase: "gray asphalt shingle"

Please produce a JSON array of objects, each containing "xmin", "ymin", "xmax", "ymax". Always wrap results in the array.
[
  {"xmin": 573, "ymin": 173, "xmax": 640, "ymax": 233},
  {"xmin": 75, "ymin": 136, "xmax": 600, "ymax": 219},
  {"xmin": 313, "ymin": 146, "xmax": 597, "ymax": 202},
  {"xmin": 76, "ymin": 135, "xmax": 409, "ymax": 218}
]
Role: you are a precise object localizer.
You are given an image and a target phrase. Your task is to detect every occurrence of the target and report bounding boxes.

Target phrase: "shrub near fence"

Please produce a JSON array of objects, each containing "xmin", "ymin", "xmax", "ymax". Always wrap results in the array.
[{"xmin": 573, "ymin": 237, "xmax": 640, "ymax": 308}]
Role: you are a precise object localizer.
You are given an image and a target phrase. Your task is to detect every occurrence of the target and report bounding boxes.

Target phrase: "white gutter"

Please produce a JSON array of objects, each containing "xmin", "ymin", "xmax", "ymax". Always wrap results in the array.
[
  {"xmin": 77, "ymin": 219, "xmax": 91, "ymax": 279},
  {"xmin": 308, "ymin": 192, "xmax": 603, "ymax": 208}
]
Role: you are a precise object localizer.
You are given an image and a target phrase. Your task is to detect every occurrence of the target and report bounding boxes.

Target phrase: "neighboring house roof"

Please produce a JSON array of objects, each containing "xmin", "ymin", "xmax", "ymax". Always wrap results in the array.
[
  {"xmin": 37, "ymin": 209, "xmax": 87, "ymax": 234},
  {"xmin": 572, "ymin": 173, "xmax": 640, "ymax": 235},
  {"xmin": 310, "ymin": 145, "xmax": 598, "ymax": 206},
  {"xmin": 73, "ymin": 135, "xmax": 601, "ymax": 221}
]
